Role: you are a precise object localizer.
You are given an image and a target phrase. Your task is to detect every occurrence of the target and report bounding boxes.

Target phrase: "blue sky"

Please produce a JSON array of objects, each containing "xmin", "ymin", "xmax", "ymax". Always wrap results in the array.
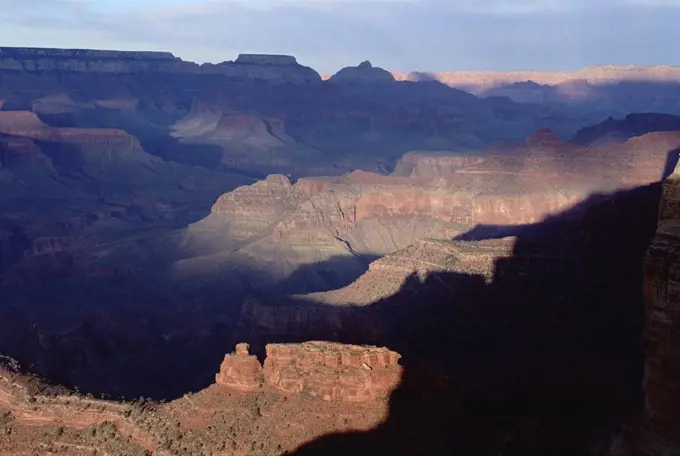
[{"xmin": 0, "ymin": 0, "xmax": 679, "ymax": 73}]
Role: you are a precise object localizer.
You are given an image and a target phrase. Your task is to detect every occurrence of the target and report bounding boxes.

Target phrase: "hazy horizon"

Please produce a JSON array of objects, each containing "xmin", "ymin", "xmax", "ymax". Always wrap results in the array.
[{"xmin": 1, "ymin": 0, "xmax": 679, "ymax": 74}]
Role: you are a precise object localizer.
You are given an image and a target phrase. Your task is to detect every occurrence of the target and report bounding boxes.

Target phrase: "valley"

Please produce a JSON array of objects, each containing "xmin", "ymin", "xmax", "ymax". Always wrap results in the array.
[{"xmin": 1, "ymin": 46, "xmax": 680, "ymax": 455}]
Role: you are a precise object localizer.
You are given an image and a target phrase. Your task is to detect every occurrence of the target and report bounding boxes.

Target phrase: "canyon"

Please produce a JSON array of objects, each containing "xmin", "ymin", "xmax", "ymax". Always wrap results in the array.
[
  {"xmin": 2, "ymin": 46, "xmax": 680, "ymax": 454},
  {"xmin": 644, "ymin": 160, "xmax": 680, "ymax": 437},
  {"xmin": 0, "ymin": 343, "xmax": 404, "ymax": 455}
]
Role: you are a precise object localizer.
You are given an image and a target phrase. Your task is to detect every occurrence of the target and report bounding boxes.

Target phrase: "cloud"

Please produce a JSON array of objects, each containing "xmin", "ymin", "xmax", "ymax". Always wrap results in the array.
[{"xmin": 0, "ymin": 0, "xmax": 679, "ymax": 73}]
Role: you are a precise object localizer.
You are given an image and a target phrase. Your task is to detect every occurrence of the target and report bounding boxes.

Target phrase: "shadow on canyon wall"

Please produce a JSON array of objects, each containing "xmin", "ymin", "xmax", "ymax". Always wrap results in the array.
[
  {"xmin": 0, "ymin": 250, "xmax": 377, "ymax": 400},
  {"xmin": 272, "ymin": 182, "xmax": 665, "ymax": 456},
  {"xmin": 0, "ymin": 145, "xmax": 677, "ymax": 408}
]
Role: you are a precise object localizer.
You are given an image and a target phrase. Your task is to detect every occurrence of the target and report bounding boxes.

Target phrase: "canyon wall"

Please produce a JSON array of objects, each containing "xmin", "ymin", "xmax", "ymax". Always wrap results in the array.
[
  {"xmin": 181, "ymin": 131, "xmax": 680, "ymax": 288},
  {"xmin": 644, "ymin": 163, "xmax": 680, "ymax": 436},
  {"xmin": 216, "ymin": 342, "xmax": 402, "ymax": 402},
  {"xmin": 0, "ymin": 47, "xmax": 320, "ymax": 83}
]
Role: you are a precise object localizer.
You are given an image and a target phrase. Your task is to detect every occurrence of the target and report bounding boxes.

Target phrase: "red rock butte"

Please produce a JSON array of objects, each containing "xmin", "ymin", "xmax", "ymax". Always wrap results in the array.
[{"xmin": 216, "ymin": 342, "xmax": 403, "ymax": 402}]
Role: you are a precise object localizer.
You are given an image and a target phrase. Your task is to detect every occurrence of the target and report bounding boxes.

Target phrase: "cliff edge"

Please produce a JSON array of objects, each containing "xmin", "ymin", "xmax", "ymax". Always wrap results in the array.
[
  {"xmin": 0, "ymin": 47, "xmax": 321, "ymax": 83},
  {"xmin": 644, "ymin": 162, "xmax": 680, "ymax": 437}
]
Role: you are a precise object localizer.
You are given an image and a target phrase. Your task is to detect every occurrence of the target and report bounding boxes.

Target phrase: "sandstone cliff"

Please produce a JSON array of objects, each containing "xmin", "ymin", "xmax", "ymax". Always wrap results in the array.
[
  {"xmin": 215, "ymin": 343, "xmax": 264, "ymax": 393},
  {"xmin": 215, "ymin": 342, "xmax": 401, "ymax": 402}
]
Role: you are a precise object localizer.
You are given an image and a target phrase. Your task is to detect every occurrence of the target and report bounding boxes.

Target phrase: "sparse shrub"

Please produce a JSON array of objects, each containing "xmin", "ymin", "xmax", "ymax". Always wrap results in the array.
[{"xmin": 0, "ymin": 411, "xmax": 13, "ymax": 424}]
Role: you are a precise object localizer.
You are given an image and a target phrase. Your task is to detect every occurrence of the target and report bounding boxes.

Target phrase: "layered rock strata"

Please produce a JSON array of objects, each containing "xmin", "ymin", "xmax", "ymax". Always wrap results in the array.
[
  {"xmin": 181, "ymin": 131, "xmax": 680, "ymax": 286},
  {"xmin": 215, "ymin": 342, "xmax": 402, "ymax": 402},
  {"xmin": 0, "ymin": 47, "xmax": 321, "ymax": 83},
  {"xmin": 215, "ymin": 343, "xmax": 264, "ymax": 393}
]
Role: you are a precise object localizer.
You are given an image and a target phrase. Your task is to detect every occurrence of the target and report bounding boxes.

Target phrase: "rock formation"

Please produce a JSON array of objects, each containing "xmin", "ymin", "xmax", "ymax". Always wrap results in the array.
[
  {"xmin": 215, "ymin": 343, "xmax": 264, "ymax": 393},
  {"xmin": 180, "ymin": 131, "xmax": 680, "ymax": 291},
  {"xmin": 235, "ymin": 54, "xmax": 299, "ymax": 66},
  {"xmin": 0, "ymin": 47, "xmax": 321, "ymax": 83},
  {"xmin": 263, "ymin": 342, "xmax": 402, "ymax": 401},
  {"xmin": 10, "ymin": 47, "xmax": 680, "ymax": 177},
  {"xmin": 169, "ymin": 108, "xmax": 333, "ymax": 175},
  {"xmin": 328, "ymin": 61, "xmax": 396, "ymax": 84},
  {"xmin": 0, "ymin": 340, "xmax": 409, "ymax": 455},
  {"xmin": 644, "ymin": 160, "xmax": 680, "ymax": 437},
  {"xmin": 4, "ymin": 47, "xmax": 680, "ymax": 451},
  {"xmin": 215, "ymin": 342, "xmax": 402, "ymax": 402}
]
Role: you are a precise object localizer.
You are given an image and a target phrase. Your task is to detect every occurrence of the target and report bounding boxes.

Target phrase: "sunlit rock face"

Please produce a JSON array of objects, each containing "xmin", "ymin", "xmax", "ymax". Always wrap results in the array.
[
  {"xmin": 215, "ymin": 343, "xmax": 264, "ymax": 393},
  {"xmin": 215, "ymin": 342, "xmax": 403, "ymax": 402},
  {"xmin": 182, "ymin": 131, "xmax": 680, "ymax": 285}
]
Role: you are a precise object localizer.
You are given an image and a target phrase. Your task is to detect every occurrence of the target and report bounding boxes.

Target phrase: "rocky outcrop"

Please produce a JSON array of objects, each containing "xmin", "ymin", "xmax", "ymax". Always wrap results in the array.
[
  {"xmin": 215, "ymin": 343, "xmax": 264, "ymax": 393},
  {"xmin": 643, "ymin": 162, "xmax": 680, "ymax": 436},
  {"xmin": 207, "ymin": 54, "xmax": 321, "ymax": 84},
  {"xmin": 185, "ymin": 174, "xmax": 331, "ymax": 254},
  {"xmin": 215, "ymin": 342, "xmax": 402, "ymax": 402},
  {"xmin": 328, "ymin": 61, "xmax": 396, "ymax": 84},
  {"xmin": 264, "ymin": 342, "xmax": 402, "ymax": 401},
  {"xmin": 298, "ymin": 238, "xmax": 515, "ymax": 307}
]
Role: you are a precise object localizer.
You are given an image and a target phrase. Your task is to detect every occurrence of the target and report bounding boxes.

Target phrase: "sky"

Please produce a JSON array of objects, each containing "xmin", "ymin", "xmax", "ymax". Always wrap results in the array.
[{"xmin": 0, "ymin": 0, "xmax": 679, "ymax": 74}]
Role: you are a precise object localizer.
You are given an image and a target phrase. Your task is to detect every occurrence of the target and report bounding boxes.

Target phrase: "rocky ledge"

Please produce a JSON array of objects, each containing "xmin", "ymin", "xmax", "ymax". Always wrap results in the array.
[{"xmin": 216, "ymin": 342, "xmax": 402, "ymax": 402}]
